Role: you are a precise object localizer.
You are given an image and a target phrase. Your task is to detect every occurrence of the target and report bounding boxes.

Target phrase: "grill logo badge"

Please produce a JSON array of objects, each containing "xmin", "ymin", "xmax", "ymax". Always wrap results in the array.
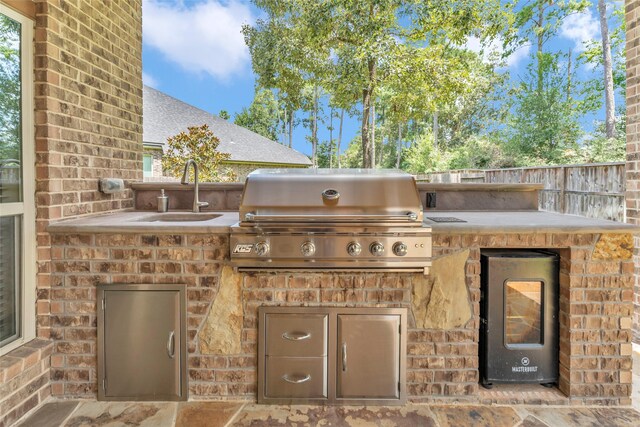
[{"xmin": 233, "ymin": 244, "xmax": 254, "ymax": 254}]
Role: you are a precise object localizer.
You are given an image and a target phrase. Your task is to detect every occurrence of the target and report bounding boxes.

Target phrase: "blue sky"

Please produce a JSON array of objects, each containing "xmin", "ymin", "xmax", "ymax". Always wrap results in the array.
[{"xmin": 142, "ymin": 0, "xmax": 623, "ymax": 157}]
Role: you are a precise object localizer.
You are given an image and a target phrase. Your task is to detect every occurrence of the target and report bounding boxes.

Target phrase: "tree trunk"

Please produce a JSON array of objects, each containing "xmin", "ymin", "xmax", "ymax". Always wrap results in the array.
[
  {"xmin": 288, "ymin": 111, "xmax": 293, "ymax": 148},
  {"xmin": 433, "ymin": 112, "xmax": 439, "ymax": 151},
  {"xmin": 329, "ymin": 106, "xmax": 334, "ymax": 168},
  {"xmin": 282, "ymin": 109, "xmax": 287, "ymax": 145},
  {"xmin": 566, "ymin": 49, "xmax": 572, "ymax": 102},
  {"xmin": 312, "ymin": 86, "xmax": 318, "ymax": 167},
  {"xmin": 361, "ymin": 58, "xmax": 376, "ymax": 168},
  {"xmin": 337, "ymin": 109, "xmax": 344, "ymax": 168},
  {"xmin": 396, "ymin": 123, "xmax": 402, "ymax": 168},
  {"xmin": 598, "ymin": 0, "xmax": 616, "ymax": 138},
  {"xmin": 371, "ymin": 102, "xmax": 376, "ymax": 168},
  {"xmin": 536, "ymin": 1, "xmax": 544, "ymax": 95}
]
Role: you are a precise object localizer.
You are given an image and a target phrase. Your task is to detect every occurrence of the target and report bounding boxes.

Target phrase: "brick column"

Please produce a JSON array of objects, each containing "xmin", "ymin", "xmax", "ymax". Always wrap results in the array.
[
  {"xmin": 626, "ymin": 0, "xmax": 640, "ymax": 343},
  {"xmin": 33, "ymin": 0, "xmax": 143, "ymax": 344}
]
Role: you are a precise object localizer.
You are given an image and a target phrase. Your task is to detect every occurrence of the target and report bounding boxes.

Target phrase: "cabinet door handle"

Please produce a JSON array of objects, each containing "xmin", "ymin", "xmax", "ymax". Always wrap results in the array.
[
  {"xmin": 282, "ymin": 331, "xmax": 311, "ymax": 341},
  {"xmin": 167, "ymin": 331, "xmax": 175, "ymax": 359},
  {"xmin": 282, "ymin": 374, "xmax": 311, "ymax": 384},
  {"xmin": 342, "ymin": 342, "xmax": 347, "ymax": 372}
]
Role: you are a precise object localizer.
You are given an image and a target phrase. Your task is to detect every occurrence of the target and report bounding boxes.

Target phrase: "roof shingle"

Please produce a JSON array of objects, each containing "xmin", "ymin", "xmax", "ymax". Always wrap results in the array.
[{"xmin": 143, "ymin": 85, "xmax": 312, "ymax": 166}]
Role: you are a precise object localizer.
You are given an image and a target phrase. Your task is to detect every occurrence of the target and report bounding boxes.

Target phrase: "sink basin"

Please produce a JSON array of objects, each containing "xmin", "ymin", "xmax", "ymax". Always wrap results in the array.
[{"xmin": 139, "ymin": 213, "xmax": 222, "ymax": 222}]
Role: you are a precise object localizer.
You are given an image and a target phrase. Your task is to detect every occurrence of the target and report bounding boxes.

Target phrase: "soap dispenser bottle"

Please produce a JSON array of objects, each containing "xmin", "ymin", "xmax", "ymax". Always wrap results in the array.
[{"xmin": 157, "ymin": 189, "xmax": 169, "ymax": 212}]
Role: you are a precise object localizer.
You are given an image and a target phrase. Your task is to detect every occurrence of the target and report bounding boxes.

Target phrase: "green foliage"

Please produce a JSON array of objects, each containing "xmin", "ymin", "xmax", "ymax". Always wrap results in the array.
[
  {"xmin": 161, "ymin": 124, "xmax": 236, "ymax": 182},
  {"xmin": 503, "ymin": 52, "xmax": 582, "ymax": 165},
  {"xmin": 0, "ymin": 14, "xmax": 21, "ymax": 161},
  {"xmin": 218, "ymin": 110, "xmax": 230, "ymax": 120},
  {"xmin": 244, "ymin": 0, "xmax": 507, "ymax": 167},
  {"xmin": 317, "ymin": 140, "xmax": 338, "ymax": 168},
  {"xmin": 339, "ymin": 137, "xmax": 363, "ymax": 169},
  {"xmin": 234, "ymin": 88, "xmax": 281, "ymax": 141},
  {"xmin": 576, "ymin": 112, "xmax": 626, "ymax": 163}
]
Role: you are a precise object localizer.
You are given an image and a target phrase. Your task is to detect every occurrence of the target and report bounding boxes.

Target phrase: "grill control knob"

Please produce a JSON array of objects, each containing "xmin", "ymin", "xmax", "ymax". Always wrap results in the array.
[
  {"xmin": 370, "ymin": 242, "xmax": 385, "ymax": 256},
  {"xmin": 301, "ymin": 241, "xmax": 316, "ymax": 257},
  {"xmin": 347, "ymin": 242, "xmax": 361, "ymax": 256},
  {"xmin": 255, "ymin": 241, "xmax": 269, "ymax": 256},
  {"xmin": 393, "ymin": 242, "xmax": 408, "ymax": 257}
]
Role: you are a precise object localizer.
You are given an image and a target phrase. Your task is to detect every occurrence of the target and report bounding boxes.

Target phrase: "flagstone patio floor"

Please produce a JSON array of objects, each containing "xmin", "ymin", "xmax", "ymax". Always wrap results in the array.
[{"xmin": 13, "ymin": 346, "xmax": 640, "ymax": 427}]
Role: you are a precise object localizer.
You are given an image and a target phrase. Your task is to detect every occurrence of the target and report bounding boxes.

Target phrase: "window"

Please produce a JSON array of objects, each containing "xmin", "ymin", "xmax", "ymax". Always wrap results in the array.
[
  {"xmin": 505, "ymin": 281, "xmax": 543, "ymax": 346},
  {"xmin": 143, "ymin": 153, "xmax": 153, "ymax": 177},
  {"xmin": 0, "ymin": 5, "xmax": 35, "ymax": 354}
]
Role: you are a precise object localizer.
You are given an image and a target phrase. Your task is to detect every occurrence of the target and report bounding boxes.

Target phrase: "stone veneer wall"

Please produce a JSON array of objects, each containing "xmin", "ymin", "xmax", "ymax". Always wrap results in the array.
[
  {"xmin": 33, "ymin": 0, "xmax": 143, "ymax": 341},
  {"xmin": 48, "ymin": 231, "xmax": 634, "ymax": 404},
  {"xmin": 626, "ymin": 0, "xmax": 640, "ymax": 343}
]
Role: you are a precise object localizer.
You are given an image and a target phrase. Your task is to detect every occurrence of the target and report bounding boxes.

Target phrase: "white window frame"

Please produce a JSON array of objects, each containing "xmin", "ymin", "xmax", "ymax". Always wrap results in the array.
[{"xmin": 0, "ymin": 4, "xmax": 36, "ymax": 356}]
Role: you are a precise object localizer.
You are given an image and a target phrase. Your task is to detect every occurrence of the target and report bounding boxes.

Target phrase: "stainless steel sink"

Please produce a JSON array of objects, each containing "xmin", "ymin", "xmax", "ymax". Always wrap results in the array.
[{"xmin": 138, "ymin": 213, "xmax": 222, "ymax": 222}]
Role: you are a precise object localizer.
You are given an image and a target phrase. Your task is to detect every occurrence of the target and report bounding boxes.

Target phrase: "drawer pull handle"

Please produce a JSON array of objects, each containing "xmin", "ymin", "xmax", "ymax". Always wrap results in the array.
[
  {"xmin": 282, "ymin": 331, "xmax": 311, "ymax": 341},
  {"xmin": 167, "ymin": 331, "xmax": 175, "ymax": 359},
  {"xmin": 282, "ymin": 374, "xmax": 311, "ymax": 384},
  {"xmin": 342, "ymin": 342, "xmax": 347, "ymax": 372}
]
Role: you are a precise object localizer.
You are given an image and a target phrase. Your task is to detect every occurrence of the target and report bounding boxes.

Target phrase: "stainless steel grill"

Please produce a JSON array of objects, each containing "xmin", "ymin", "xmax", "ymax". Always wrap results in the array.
[{"xmin": 230, "ymin": 169, "xmax": 432, "ymax": 273}]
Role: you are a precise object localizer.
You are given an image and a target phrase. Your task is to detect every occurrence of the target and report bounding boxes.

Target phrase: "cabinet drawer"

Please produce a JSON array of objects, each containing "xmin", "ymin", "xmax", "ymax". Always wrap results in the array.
[
  {"xmin": 265, "ymin": 356, "xmax": 327, "ymax": 399},
  {"xmin": 265, "ymin": 313, "xmax": 327, "ymax": 356}
]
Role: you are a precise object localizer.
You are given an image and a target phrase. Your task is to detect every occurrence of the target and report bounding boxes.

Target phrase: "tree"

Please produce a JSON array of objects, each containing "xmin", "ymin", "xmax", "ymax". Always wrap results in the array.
[
  {"xmin": 597, "ymin": 0, "xmax": 616, "ymax": 138},
  {"xmin": 505, "ymin": 53, "xmax": 582, "ymax": 165},
  {"xmin": 161, "ymin": 124, "xmax": 236, "ymax": 182},
  {"xmin": 244, "ymin": 0, "xmax": 506, "ymax": 168},
  {"xmin": 218, "ymin": 110, "xmax": 230, "ymax": 120},
  {"xmin": 0, "ymin": 14, "xmax": 20, "ymax": 161},
  {"xmin": 234, "ymin": 88, "xmax": 281, "ymax": 141}
]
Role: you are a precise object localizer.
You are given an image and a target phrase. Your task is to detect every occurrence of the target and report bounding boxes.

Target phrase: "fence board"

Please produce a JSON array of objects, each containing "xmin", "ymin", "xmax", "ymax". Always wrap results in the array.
[{"xmin": 424, "ymin": 162, "xmax": 625, "ymax": 222}]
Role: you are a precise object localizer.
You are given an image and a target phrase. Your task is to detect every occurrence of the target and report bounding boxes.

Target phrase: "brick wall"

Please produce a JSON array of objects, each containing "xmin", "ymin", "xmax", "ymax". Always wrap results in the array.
[
  {"xmin": 33, "ymin": 0, "xmax": 143, "ymax": 344},
  {"xmin": 49, "ymin": 230, "xmax": 634, "ymax": 405},
  {"xmin": 0, "ymin": 340, "xmax": 53, "ymax": 427},
  {"xmin": 626, "ymin": 0, "xmax": 640, "ymax": 343}
]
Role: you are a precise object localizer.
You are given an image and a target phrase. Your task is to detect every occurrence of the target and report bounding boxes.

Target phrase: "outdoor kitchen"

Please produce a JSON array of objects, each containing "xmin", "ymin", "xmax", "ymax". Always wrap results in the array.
[{"xmin": 42, "ymin": 169, "xmax": 637, "ymax": 408}]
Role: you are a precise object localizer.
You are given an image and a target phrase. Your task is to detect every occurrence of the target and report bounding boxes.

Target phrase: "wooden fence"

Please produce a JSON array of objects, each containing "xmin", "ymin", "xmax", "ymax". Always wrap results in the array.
[{"xmin": 420, "ymin": 162, "xmax": 626, "ymax": 222}]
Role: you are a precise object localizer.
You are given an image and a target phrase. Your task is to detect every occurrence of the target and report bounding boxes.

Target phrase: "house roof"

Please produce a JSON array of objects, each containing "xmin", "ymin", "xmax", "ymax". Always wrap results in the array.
[{"xmin": 143, "ymin": 85, "xmax": 312, "ymax": 166}]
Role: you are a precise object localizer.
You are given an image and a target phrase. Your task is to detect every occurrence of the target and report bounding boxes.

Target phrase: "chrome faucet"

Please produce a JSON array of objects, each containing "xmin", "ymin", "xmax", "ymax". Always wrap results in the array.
[{"xmin": 181, "ymin": 160, "xmax": 209, "ymax": 213}]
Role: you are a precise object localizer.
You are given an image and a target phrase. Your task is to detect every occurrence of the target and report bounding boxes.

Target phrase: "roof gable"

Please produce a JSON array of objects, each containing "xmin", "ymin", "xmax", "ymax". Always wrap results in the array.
[{"xmin": 143, "ymin": 85, "xmax": 312, "ymax": 166}]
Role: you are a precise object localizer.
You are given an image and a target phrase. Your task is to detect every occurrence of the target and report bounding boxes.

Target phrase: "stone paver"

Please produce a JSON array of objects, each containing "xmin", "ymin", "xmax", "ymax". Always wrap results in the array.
[{"xmin": 13, "ymin": 346, "xmax": 640, "ymax": 426}]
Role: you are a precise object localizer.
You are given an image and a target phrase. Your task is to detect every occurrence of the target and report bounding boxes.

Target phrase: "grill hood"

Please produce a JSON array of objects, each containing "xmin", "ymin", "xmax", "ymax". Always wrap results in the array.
[{"xmin": 239, "ymin": 169, "xmax": 423, "ymax": 226}]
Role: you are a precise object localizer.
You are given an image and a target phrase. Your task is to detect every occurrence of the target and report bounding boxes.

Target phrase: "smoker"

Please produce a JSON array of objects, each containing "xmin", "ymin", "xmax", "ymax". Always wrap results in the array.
[{"xmin": 480, "ymin": 249, "xmax": 559, "ymax": 388}]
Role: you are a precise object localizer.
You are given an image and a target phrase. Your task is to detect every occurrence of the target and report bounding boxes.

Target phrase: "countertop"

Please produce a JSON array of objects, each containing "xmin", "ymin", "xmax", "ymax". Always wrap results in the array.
[
  {"xmin": 425, "ymin": 211, "xmax": 640, "ymax": 234},
  {"xmin": 47, "ymin": 210, "xmax": 639, "ymax": 235},
  {"xmin": 47, "ymin": 211, "xmax": 240, "ymax": 234}
]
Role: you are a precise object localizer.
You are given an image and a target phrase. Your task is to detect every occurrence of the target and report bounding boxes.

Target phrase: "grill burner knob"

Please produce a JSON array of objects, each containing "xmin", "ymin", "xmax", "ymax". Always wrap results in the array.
[
  {"xmin": 255, "ymin": 241, "xmax": 270, "ymax": 256},
  {"xmin": 347, "ymin": 242, "xmax": 361, "ymax": 256},
  {"xmin": 370, "ymin": 242, "xmax": 385, "ymax": 256},
  {"xmin": 393, "ymin": 242, "xmax": 408, "ymax": 257},
  {"xmin": 301, "ymin": 241, "xmax": 316, "ymax": 256}
]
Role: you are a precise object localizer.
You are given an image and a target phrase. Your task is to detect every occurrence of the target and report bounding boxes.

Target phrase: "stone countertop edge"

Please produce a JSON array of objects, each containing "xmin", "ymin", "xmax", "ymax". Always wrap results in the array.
[
  {"xmin": 426, "ymin": 211, "xmax": 640, "ymax": 234},
  {"xmin": 47, "ymin": 209, "xmax": 639, "ymax": 235},
  {"xmin": 47, "ymin": 211, "xmax": 240, "ymax": 234},
  {"xmin": 416, "ymin": 183, "xmax": 544, "ymax": 191}
]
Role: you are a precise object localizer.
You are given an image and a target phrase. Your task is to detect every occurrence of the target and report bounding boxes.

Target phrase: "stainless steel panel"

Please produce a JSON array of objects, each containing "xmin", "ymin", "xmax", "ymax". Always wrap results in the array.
[
  {"xmin": 97, "ymin": 284, "xmax": 187, "ymax": 401},
  {"xmin": 265, "ymin": 356, "xmax": 327, "ymax": 398},
  {"xmin": 239, "ymin": 169, "xmax": 423, "ymax": 224},
  {"xmin": 266, "ymin": 313, "xmax": 327, "ymax": 357},
  {"xmin": 230, "ymin": 231, "xmax": 431, "ymax": 273},
  {"xmin": 258, "ymin": 307, "xmax": 407, "ymax": 405},
  {"xmin": 336, "ymin": 314, "xmax": 400, "ymax": 400}
]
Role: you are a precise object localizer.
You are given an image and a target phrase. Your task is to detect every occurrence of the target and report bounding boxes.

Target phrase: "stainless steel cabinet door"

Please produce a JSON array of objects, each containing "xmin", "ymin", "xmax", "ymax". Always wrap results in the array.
[
  {"xmin": 336, "ymin": 314, "xmax": 400, "ymax": 399},
  {"xmin": 101, "ymin": 288, "xmax": 183, "ymax": 400}
]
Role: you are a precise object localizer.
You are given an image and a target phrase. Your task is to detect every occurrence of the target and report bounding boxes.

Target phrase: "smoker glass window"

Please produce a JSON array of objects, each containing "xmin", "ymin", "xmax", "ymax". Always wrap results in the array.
[{"xmin": 505, "ymin": 281, "xmax": 543, "ymax": 345}]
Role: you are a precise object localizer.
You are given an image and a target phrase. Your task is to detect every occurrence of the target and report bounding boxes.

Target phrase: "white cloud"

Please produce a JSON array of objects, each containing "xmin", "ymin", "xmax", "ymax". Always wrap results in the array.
[
  {"xmin": 560, "ymin": 9, "xmax": 600, "ymax": 53},
  {"xmin": 142, "ymin": 71, "xmax": 158, "ymax": 87},
  {"xmin": 143, "ymin": 0, "xmax": 254, "ymax": 80},
  {"xmin": 465, "ymin": 36, "xmax": 531, "ymax": 68}
]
